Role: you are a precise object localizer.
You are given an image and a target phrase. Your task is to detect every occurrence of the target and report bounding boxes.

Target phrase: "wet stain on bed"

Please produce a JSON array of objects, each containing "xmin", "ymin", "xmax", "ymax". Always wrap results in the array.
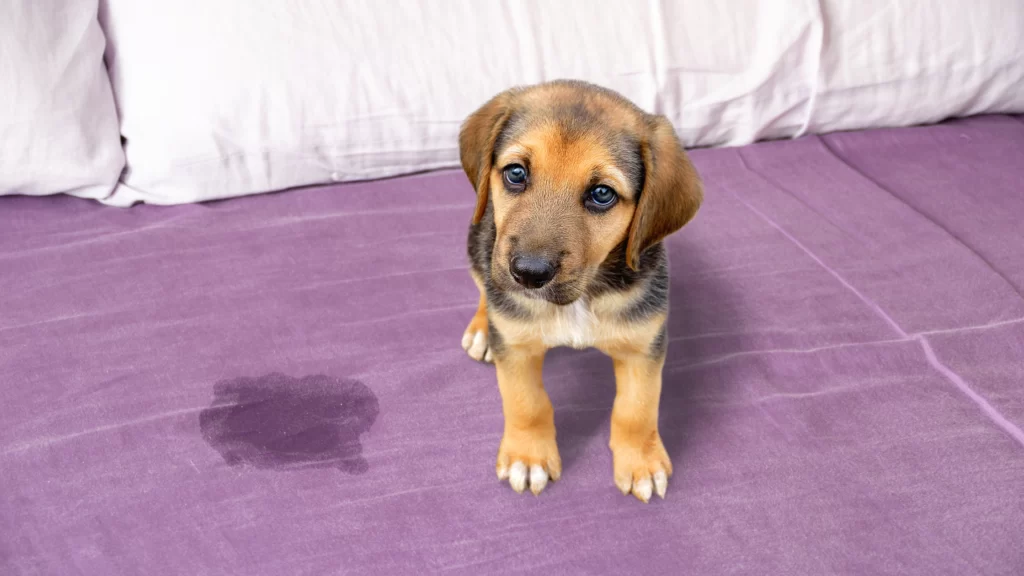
[{"xmin": 199, "ymin": 373, "xmax": 379, "ymax": 474}]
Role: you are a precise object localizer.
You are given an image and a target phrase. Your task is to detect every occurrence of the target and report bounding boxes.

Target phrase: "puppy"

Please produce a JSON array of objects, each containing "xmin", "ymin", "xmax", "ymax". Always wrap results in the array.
[{"xmin": 459, "ymin": 80, "xmax": 703, "ymax": 502}]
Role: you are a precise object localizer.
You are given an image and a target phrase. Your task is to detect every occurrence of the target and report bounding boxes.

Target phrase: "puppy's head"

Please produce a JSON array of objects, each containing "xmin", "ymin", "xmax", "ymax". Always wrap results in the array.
[{"xmin": 460, "ymin": 81, "xmax": 702, "ymax": 305}]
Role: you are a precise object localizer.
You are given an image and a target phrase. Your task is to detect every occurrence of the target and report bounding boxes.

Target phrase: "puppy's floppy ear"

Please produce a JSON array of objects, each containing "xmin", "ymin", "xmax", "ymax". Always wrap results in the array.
[
  {"xmin": 459, "ymin": 91, "xmax": 515, "ymax": 225},
  {"xmin": 626, "ymin": 114, "xmax": 704, "ymax": 269}
]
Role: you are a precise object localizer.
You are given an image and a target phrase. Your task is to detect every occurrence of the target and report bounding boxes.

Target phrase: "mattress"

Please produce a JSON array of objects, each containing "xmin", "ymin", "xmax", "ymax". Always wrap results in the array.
[{"xmin": 2, "ymin": 115, "xmax": 1023, "ymax": 574}]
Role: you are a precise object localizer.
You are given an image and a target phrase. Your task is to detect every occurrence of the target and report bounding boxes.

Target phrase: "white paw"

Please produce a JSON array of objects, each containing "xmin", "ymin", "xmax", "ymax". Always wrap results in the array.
[
  {"xmin": 498, "ymin": 460, "xmax": 552, "ymax": 495},
  {"xmin": 461, "ymin": 327, "xmax": 493, "ymax": 363},
  {"xmin": 615, "ymin": 469, "xmax": 669, "ymax": 503},
  {"xmin": 611, "ymin": 434, "xmax": 671, "ymax": 503}
]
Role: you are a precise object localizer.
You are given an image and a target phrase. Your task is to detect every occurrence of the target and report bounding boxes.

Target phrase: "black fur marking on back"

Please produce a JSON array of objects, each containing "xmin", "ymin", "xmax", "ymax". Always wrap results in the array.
[
  {"xmin": 486, "ymin": 318, "xmax": 505, "ymax": 356},
  {"xmin": 649, "ymin": 321, "xmax": 668, "ymax": 359},
  {"xmin": 621, "ymin": 272, "xmax": 669, "ymax": 323},
  {"xmin": 587, "ymin": 242, "xmax": 670, "ymax": 323}
]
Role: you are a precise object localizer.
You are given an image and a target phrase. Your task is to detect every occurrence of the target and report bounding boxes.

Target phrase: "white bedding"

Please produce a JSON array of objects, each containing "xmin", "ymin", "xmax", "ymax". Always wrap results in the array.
[
  {"xmin": 0, "ymin": 0, "xmax": 124, "ymax": 199},
  {"xmin": 93, "ymin": 0, "xmax": 1024, "ymax": 205}
]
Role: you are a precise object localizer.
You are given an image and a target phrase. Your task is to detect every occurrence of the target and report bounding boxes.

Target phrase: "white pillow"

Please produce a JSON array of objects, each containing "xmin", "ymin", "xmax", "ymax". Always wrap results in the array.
[
  {"xmin": 100, "ymin": 0, "xmax": 1024, "ymax": 207},
  {"xmin": 0, "ymin": 0, "xmax": 124, "ymax": 199},
  {"xmin": 807, "ymin": 0, "xmax": 1024, "ymax": 135},
  {"xmin": 99, "ymin": 0, "xmax": 819, "ymax": 206}
]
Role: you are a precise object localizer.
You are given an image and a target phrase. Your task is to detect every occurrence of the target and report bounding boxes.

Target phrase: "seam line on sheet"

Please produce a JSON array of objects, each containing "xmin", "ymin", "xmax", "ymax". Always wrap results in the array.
[
  {"xmin": 917, "ymin": 334, "xmax": 1024, "ymax": 448},
  {"xmin": 0, "ymin": 406, "xmax": 209, "ymax": 456},
  {"xmin": 668, "ymin": 336, "xmax": 911, "ymax": 372},
  {"xmin": 733, "ymin": 149, "xmax": 908, "ymax": 338},
  {"xmin": 664, "ymin": 315, "xmax": 1024, "ymax": 346},
  {"xmin": 731, "ymin": 149, "xmax": 1024, "ymax": 449},
  {"xmin": 919, "ymin": 316, "xmax": 1024, "ymax": 336},
  {"xmin": 668, "ymin": 315, "xmax": 1024, "ymax": 371}
]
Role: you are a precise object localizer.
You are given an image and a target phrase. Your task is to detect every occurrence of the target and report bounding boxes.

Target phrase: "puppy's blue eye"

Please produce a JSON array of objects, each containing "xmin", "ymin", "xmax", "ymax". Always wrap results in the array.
[
  {"xmin": 503, "ymin": 164, "xmax": 528, "ymax": 186},
  {"xmin": 588, "ymin": 185, "xmax": 617, "ymax": 208}
]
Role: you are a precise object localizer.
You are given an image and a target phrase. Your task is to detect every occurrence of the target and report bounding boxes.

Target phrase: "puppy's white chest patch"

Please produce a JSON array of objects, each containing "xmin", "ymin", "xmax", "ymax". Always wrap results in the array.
[{"xmin": 541, "ymin": 300, "xmax": 596, "ymax": 349}]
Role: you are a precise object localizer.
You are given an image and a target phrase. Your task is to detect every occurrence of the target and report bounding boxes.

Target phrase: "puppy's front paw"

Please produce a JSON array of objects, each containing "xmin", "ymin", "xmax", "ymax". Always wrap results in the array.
[
  {"xmin": 496, "ymin": 428, "xmax": 561, "ymax": 495},
  {"xmin": 610, "ymin": 433, "xmax": 672, "ymax": 503},
  {"xmin": 461, "ymin": 314, "xmax": 493, "ymax": 363}
]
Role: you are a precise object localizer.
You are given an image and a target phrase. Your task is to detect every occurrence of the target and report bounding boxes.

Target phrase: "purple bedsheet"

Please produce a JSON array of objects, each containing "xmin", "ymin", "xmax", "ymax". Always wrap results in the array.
[{"xmin": 2, "ymin": 115, "xmax": 1023, "ymax": 575}]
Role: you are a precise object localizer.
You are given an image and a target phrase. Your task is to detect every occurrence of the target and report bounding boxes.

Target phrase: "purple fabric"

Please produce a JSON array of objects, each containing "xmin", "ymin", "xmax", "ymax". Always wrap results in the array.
[{"xmin": 2, "ymin": 115, "xmax": 1023, "ymax": 575}]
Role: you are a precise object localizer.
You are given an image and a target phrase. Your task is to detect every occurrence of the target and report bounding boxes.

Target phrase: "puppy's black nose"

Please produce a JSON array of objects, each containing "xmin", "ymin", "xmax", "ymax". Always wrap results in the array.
[{"xmin": 510, "ymin": 255, "xmax": 557, "ymax": 289}]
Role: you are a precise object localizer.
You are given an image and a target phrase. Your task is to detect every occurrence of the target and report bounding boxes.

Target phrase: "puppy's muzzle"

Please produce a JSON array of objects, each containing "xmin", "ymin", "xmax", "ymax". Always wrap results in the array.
[{"xmin": 509, "ymin": 254, "xmax": 559, "ymax": 289}]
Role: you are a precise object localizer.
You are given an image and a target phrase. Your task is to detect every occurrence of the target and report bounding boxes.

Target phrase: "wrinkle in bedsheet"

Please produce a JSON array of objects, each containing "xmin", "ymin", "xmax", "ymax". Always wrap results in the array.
[
  {"xmin": 818, "ymin": 134, "xmax": 1024, "ymax": 302},
  {"xmin": 730, "ymin": 139, "xmax": 1024, "ymax": 451}
]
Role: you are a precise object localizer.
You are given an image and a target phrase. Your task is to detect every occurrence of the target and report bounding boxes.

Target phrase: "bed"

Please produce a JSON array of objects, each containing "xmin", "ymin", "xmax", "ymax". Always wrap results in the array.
[{"xmin": 2, "ymin": 114, "xmax": 1022, "ymax": 574}]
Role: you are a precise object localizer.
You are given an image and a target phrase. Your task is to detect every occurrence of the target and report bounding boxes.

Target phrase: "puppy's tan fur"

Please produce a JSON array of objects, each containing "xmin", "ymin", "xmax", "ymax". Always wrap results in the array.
[{"xmin": 459, "ymin": 80, "xmax": 703, "ymax": 501}]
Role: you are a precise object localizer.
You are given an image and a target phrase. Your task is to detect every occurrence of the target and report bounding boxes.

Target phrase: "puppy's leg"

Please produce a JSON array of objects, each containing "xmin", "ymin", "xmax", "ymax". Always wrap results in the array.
[
  {"xmin": 461, "ymin": 271, "xmax": 493, "ymax": 363},
  {"xmin": 608, "ymin": 351, "xmax": 672, "ymax": 503},
  {"xmin": 495, "ymin": 344, "xmax": 561, "ymax": 495}
]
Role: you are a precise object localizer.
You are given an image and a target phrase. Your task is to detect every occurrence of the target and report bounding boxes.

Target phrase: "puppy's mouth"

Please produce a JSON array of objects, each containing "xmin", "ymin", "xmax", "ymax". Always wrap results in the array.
[
  {"xmin": 493, "ymin": 269, "xmax": 584, "ymax": 306},
  {"xmin": 519, "ymin": 282, "xmax": 582, "ymax": 306}
]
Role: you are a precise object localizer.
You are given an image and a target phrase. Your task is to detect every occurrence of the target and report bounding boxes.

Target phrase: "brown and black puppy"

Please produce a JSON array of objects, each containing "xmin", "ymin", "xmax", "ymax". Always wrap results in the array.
[{"xmin": 459, "ymin": 80, "xmax": 703, "ymax": 502}]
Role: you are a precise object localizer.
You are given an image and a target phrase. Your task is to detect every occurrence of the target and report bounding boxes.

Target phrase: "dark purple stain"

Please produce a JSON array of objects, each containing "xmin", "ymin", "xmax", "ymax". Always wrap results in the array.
[{"xmin": 199, "ymin": 373, "xmax": 379, "ymax": 474}]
